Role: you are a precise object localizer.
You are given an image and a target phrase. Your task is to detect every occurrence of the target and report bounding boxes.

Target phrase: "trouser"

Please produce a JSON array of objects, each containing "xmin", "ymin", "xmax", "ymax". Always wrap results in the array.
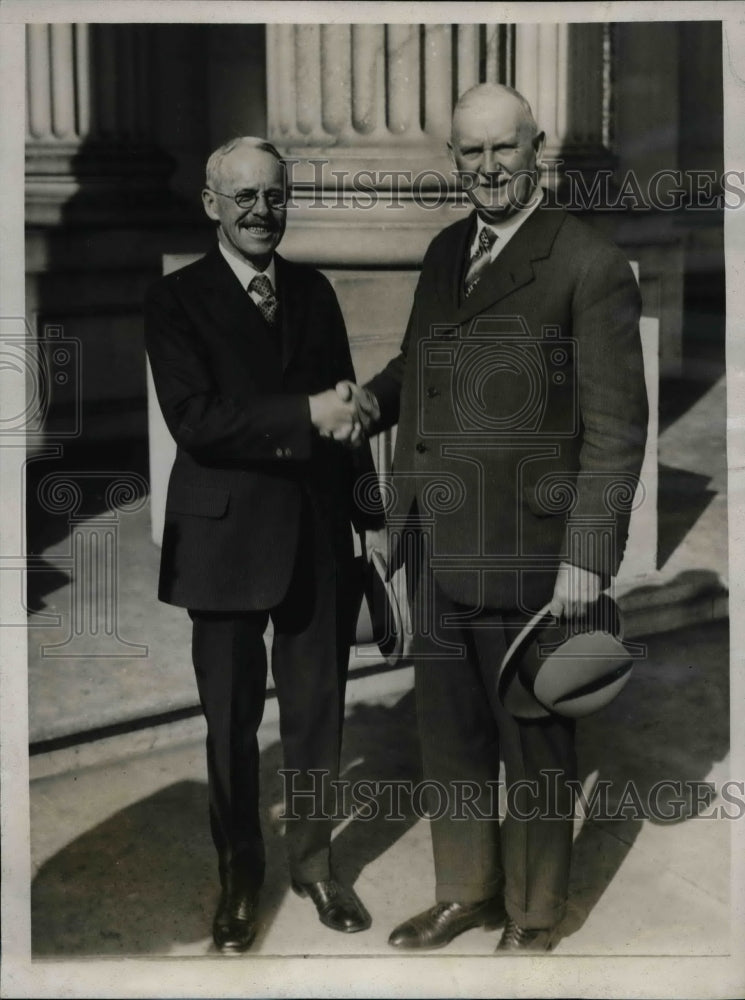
[
  {"xmin": 412, "ymin": 574, "xmax": 577, "ymax": 929},
  {"xmin": 189, "ymin": 499, "xmax": 354, "ymax": 890}
]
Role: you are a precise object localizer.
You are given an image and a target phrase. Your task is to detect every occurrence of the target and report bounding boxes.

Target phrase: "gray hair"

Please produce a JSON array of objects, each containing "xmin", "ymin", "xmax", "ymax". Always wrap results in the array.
[{"xmin": 205, "ymin": 136, "xmax": 284, "ymax": 188}]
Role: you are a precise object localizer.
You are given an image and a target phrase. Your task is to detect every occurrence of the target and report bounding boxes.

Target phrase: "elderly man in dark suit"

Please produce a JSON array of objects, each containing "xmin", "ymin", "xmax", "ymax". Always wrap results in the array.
[
  {"xmin": 145, "ymin": 136, "xmax": 381, "ymax": 954},
  {"xmin": 343, "ymin": 83, "xmax": 648, "ymax": 952}
]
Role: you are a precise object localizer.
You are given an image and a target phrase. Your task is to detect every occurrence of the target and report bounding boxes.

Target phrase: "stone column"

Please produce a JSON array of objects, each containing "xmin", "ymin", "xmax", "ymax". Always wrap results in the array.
[
  {"xmin": 268, "ymin": 22, "xmax": 612, "ymax": 193},
  {"xmin": 25, "ymin": 23, "xmax": 173, "ymax": 224},
  {"xmin": 515, "ymin": 22, "xmax": 611, "ymax": 175},
  {"xmin": 266, "ymin": 22, "xmax": 613, "ymax": 272}
]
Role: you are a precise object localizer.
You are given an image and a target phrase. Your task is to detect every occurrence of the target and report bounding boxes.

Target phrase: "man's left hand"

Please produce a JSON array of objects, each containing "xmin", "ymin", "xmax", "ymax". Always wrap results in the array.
[
  {"xmin": 336, "ymin": 380, "xmax": 380, "ymax": 447},
  {"xmin": 548, "ymin": 561, "xmax": 602, "ymax": 619}
]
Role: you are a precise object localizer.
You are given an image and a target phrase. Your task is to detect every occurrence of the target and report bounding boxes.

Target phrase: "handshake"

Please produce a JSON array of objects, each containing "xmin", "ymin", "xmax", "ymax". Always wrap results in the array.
[{"xmin": 309, "ymin": 381, "xmax": 381, "ymax": 448}]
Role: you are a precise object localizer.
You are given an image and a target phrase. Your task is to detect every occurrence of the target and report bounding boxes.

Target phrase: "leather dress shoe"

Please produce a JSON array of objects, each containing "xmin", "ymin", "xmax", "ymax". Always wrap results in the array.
[
  {"xmin": 291, "ymin": 878, "xmax": 371, "ymax": 933},
  {"xmin": 388, "ymin": 897, "xmax": 505, "ymax": 950},
  {"xmin": 495, "ymin": 916, "xmax": 555, "ymax": 953},
  {"xmin": 212, "ymin": 878, "xmax": 258, "ymax": 955}
]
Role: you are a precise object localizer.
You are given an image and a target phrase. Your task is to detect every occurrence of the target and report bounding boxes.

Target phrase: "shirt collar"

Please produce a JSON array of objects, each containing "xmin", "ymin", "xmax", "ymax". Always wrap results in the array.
[
  {"xmin": 218, "ymin": 239, "xmax": 277, "ymax": 291},
  {"xmin": 474, "ymin": 184, "xmax": 544, "ymax": 251}
]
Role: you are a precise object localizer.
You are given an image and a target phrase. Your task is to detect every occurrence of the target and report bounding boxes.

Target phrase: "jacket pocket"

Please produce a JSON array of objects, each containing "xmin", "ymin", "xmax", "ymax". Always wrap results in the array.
[{"xmin": 166, "ymin": 484, "xmax": 230, "ymax": 518}]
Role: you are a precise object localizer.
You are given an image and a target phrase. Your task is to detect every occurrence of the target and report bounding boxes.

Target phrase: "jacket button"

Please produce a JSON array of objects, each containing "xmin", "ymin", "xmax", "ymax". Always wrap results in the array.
[
  {"xmin": 415, "ymin": 441, "xmax": 427, "ymax": 454},
  {"xmin": 426, "ymin": 386, "xmax": 440, "ymax": 398}
]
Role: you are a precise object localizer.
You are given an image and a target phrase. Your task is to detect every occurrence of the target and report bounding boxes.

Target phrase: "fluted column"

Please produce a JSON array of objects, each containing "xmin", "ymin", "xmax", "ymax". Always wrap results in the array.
[
  {"xmin": 269, "ymin": 23, "xmax": 431, "ymax": 154},
  {"xmin": 515, "ymin": 22, "xmax": 610, "ymax": 173},
  {"xmin": 268, "ymin": 22, "xmax": 611, "ymax": 186},
  {"xmin": 26, "ymin": 23, "xmax": 172, "ymax": 224}
]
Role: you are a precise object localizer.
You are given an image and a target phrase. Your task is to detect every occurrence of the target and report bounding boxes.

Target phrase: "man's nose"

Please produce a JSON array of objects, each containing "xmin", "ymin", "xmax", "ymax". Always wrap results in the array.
[
  {"xmin": 251, "ymin": 192, "xmax": 272, "ymax": 216},
  {"xmin": 480, "ymin": 148, "xmax": 500, "ymax": 177}
]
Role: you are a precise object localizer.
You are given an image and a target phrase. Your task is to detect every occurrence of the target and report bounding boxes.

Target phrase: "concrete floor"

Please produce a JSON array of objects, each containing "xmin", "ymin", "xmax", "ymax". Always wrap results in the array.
[
  {"xmin": 29, "ymin": 619, "xmax": 730, "ymax": 959},
  {"xmin": 14, "ymin": 372, "xmax": 744, "ymax": 995}
]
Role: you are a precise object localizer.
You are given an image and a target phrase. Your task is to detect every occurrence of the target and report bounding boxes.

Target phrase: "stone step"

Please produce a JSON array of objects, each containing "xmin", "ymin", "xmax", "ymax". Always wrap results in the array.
[{"xmin": 29, "ymin": 577, "xmax": 728, "ymax": 782}]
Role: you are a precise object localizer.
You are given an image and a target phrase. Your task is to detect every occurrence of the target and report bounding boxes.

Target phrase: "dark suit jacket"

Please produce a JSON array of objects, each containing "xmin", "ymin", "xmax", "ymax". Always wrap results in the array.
[
  {"xmin": 145, "ymin": 247, "xmax": 381, "ymax": 611},
  {"xmin": 367, "ymin": 205, "xmax": 649, "ymax": 611}
]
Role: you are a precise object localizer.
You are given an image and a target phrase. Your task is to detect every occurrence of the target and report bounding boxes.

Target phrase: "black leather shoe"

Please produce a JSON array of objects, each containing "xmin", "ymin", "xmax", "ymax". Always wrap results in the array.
[
  {"xmin": 291, "ymin": 878, "xmax": 371, "ymax": 933},
  {"xmin": 212, "ymin": 878, "xmax": 258, "ymax": 955},
  {"xmin": 495, "ymin": 916, "xmax": 555, "ymax": 953},
  {"xmin": 388, "ymin": 897, "xmax": 506, "ymax": 950}
]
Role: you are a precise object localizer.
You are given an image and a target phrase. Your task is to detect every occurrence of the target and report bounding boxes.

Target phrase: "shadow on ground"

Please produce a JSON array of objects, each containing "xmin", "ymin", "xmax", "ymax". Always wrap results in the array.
[
  {"xmin": 31, "ymin": 620, "xmax": 728, "ymax": 956},
  {"xmin": 25, "ymin": 439, "xmax": 149, "ymax": 614},
  {"xmin": 31, "ymin": 689, "xmax": 422, "ymax": 956},
  {"xmin": 657, "ymin": 463, "xmax": 718, "ymax": 568},
  {"xmin": 562, "ymin": 618, "xmax": 729, "ymax": 941},
  {"xmin": 31, "ymin": 779, "xmax": 215, "ymax": 955}
]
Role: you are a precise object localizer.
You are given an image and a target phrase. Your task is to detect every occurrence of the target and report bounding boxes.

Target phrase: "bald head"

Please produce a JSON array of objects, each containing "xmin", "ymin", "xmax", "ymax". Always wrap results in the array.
[
  {"xmin": 205, "ymin": 136, "xmax": 283, "ymax": 190},
  {"xmin": 452, "ymin": 83, "xmax": 539, "ymax": 144},
  {"xmin": 449, "ymin": 83, "xmax": 544, "ymax": 222}
]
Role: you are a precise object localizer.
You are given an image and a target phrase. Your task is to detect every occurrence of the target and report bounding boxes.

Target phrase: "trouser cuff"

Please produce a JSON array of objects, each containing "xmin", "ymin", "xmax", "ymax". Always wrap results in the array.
[
  {"xmin": 436, "ymin": 878, "xmax": 503, "ymax": 905},
  {"xmin": 504, "ymin": 896, "xmax": 565, "ymax": 930},
  {"xmin": 289, "ymin": 847, "xmax": 332, "ymax": 885}
]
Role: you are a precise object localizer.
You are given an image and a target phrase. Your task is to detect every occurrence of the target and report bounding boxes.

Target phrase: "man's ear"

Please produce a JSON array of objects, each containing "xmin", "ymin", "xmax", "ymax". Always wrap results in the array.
[
  {"xmin": 202, "ymin": 188, "xmax": 220, "ymax": 222},
  {"xmin": 533, "ymin": 131, "xmax": 546, "ymax": 166}
]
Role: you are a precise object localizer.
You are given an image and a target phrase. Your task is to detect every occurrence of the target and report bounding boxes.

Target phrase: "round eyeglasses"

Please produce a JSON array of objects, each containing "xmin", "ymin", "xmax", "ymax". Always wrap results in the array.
[{"xmin": 206, "ymin": 187, "xmax": 287, "ymax": 210}]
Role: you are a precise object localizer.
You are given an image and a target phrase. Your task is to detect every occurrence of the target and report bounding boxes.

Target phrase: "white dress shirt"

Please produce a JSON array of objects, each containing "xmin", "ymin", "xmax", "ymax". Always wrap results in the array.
[{"xmin": 218, "ymin": 240, "xmax": 277, "ymax": 307}]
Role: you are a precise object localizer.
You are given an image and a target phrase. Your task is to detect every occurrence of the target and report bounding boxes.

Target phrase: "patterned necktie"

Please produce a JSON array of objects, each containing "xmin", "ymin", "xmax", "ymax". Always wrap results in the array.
[
  {"xmin": 249, "ymin": 273, "xmax": 279, "ymax": 326},
  {"xmin": 464, "ymin": 226, "xmax": 498, "ymax": 296}
]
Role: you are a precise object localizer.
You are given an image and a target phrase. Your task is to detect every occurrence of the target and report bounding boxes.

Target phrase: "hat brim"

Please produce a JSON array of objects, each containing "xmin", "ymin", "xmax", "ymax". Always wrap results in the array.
[
  {"xmin": 355, "ymin": 548, "xmax": 407, "ymax": 664},
  {"xmin": 497, "ymin": 596, "xmax": 633, "ymax": 719},
  {"xmin": 497, "ymin": 604, "xmax": 555, "ymax": 720}
]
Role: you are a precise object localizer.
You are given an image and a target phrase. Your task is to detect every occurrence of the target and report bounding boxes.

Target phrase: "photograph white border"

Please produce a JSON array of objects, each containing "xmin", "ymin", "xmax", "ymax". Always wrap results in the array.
[{"xmin": 1, "ymin": 2, "xmax": 744, "ymax": 997}]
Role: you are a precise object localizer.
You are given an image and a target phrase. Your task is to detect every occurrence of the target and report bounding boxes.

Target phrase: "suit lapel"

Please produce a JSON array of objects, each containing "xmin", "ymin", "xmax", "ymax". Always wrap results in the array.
[
  {"xmin": 431, "ymin": 216, "xmax": 474, "ymax": 314},
  {"xmin": 275, "ymin": 254, "xmax": 304, "ymax": 371},
  {"xmin": 454, "ymin": 206, "xmax": 567, "ymax": 326},
  {"xmin": 195, "ymin": 248, "xmax": 281, "ymax": 366}
]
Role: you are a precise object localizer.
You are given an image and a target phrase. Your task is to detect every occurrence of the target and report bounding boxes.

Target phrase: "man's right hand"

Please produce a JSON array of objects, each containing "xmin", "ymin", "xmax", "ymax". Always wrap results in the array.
[
  {"xmin": 335, "ymin": 381, "xmax": 380, "ymax": 447},
  {"xmin": 309, "ymin": 389, "xmax": 360, "ymax": 443}
]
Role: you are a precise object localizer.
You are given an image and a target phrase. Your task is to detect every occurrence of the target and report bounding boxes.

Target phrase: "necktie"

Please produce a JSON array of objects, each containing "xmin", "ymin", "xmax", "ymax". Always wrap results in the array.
[
  {"xmin": 464, "ymin": 227, "xmax": 498, "ymax": 297},
  {"xmin": 249, "ymin": 273, "xmax": 279, "ymax": 326}
]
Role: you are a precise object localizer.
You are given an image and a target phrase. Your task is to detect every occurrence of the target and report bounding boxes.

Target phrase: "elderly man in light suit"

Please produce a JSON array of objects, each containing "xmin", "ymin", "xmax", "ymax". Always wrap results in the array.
[{"xmin": 343, "ymin": 83, "xmax": 648, "ymax": 952}]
